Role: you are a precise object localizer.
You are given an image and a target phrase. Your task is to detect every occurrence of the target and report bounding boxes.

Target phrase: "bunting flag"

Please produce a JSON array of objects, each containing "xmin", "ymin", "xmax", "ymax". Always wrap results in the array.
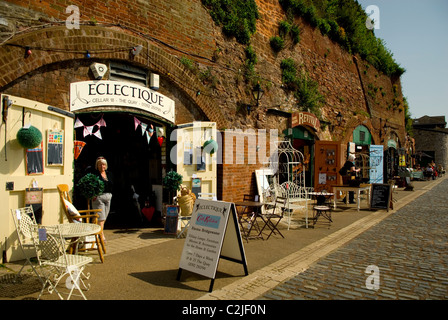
[
  {"xmin": 93, "ymin": 128, "xmax": 102, "ymax": 140},
  {"xmin": 74, "ymin": 140, "xmax": 86, "ymax": 159},
  {"xmin": 141, "ymin": 123, "xmax": 147, "ymax": 136},
  {"xmin": 134, "ymin": 117, "xmax": 155, "ymax": 144},
  {"xmin": 134, "ymin": 117, "xmax": 141, "ymax": 130},
  {"xmin": 74, "ymin": 118, "xmax": 84, "ymax": 128},
  {"xmin": 76, "ymin": 116, "xmax": 106, "ymax": 140},
  {"xmin": 95, "ymin": 116, "xmax": 107, "ymax": 128}
]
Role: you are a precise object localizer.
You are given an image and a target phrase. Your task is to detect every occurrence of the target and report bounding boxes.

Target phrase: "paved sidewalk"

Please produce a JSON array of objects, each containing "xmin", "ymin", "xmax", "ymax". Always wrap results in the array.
[{"xmin": 0, "ymin": 177, "xmax": 444, "ymax": 300}]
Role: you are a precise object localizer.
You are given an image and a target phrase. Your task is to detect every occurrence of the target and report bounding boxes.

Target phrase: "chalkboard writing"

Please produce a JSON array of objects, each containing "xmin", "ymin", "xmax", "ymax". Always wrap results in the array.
[
  {"xmin": 47, "ymin": 130, "xmax": 64, "ymax": 166},
  {"xmin": 370, "ymin": 183, "xmax": 392, "ymax": 211},
  {"xmin": 26, "ymin": 142, "xmax": 43, "ymax": 175}
]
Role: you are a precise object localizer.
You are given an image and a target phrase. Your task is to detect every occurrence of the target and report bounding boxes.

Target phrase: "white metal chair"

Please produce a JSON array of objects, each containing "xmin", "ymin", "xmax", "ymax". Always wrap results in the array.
[
  {"xmin": 32, "ymin": 224, "xmax": 93, "ymax": 300},
  {"xmin": 280, "ymin": 181, "xmax": 309, "ymax": 229},
  {"xmin": 10, "ymin": 207, "xmax": 44, "ymax": 285}
]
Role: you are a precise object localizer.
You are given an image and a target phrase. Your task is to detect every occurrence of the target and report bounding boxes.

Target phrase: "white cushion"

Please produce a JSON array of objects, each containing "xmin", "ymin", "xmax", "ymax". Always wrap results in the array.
[{"xmin": 63, "ymin": 199, "xmax": 80, "ymax": 217}]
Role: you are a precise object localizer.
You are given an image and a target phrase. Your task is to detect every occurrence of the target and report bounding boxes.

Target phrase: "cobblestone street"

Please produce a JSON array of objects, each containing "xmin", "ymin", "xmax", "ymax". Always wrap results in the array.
[{"xmin": 260, "ymin": 179, "xmax": 448, "ymax": 300}]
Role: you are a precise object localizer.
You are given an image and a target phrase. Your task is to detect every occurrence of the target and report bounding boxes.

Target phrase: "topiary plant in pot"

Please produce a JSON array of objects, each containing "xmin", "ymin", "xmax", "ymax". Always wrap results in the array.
[
  {"xmin": 162, "ymin": 170, "xmax": 183, "ymax": 204},
  {"xmin": 76, "ymin": 173, "xmax": 104, "ymax": 208}
]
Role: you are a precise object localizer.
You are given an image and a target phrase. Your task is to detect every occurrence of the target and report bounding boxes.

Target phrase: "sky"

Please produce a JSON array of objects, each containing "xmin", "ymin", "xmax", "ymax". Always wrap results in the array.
[{"xmin": 357, "ymin": 0, "xmax": 448, "ymax": 121}]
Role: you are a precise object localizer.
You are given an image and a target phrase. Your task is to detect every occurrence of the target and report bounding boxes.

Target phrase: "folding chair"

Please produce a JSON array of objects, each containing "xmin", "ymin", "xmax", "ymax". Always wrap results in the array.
[
  {"xmin": 258, "ymin": 196, "xmax": 286, "ymax": 240},
  {"xmin": 237, "ymin": 194, "xmax": 262, "ymax": 241},
  {"xmin": 33, "ymin": 224, "xmax": 93, "ymax": 300},
  {"xmin": 10, "ymin": 207, "xmax": 43, "ymax": 285}
]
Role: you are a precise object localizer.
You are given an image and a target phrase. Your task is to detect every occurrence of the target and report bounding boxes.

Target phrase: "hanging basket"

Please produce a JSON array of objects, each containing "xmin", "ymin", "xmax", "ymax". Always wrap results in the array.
[
  {"xmin": 203, "ymin": 138, "xmax": 218, "ymax": 155},
  {"xmin": 16, "ymin": 126, "xmax": 42, "ymax": 149}
]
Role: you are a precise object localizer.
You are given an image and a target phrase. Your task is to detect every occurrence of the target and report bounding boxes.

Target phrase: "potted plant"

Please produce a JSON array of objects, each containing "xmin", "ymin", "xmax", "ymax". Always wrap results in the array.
[
  {"xmin": 163, "ymin": 170, "xmax": 183, "ymax": 204},
  {"xmin": 76, "ymin": 173, "xmax": 104, "ymax": 208}
]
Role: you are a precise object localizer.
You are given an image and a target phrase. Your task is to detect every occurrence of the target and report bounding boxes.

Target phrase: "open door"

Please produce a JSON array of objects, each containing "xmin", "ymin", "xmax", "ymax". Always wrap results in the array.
[
  {"xmin": 174, "ymin": 122, "xmax": 217, "ymax": 198},
  {"xmin": 1, "ymin": 94, "xmax": 74, "ymax": 261},
  {"xmin": 313, "ymin": 140, "xmax": 343, "ymax": 192}
]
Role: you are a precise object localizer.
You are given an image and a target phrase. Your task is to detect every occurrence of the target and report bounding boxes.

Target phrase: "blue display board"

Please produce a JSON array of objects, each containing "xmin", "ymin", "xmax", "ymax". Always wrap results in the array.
[{"xmin": 370, "ymin": 145, "xmax": 384, "ymax": 184}]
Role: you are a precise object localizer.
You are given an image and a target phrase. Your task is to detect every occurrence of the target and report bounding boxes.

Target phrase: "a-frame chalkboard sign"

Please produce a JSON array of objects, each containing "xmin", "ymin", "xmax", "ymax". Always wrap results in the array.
[
  {"xmin": 177, "ymin": 199, "xmax": 248, "ymax": 292},
  {"xmin": 370, "ymin": 183, "xmax": 393, "ymax": 212}
]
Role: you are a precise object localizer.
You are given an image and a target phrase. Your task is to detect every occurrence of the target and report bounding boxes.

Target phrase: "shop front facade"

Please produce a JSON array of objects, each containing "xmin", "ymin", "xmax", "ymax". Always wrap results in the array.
[{"xmin": 0, "ymin": 0, "xmax": 409, "ymax": 262}]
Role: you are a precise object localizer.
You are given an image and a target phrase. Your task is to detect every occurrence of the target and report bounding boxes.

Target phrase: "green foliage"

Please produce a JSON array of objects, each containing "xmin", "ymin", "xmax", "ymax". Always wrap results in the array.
[
  {"xmin": 280, "ymin": 58, "xmax": 325, "ymax": 117},
  {"xmin": 202, "ymin": 0, "xmax": 259, "ymax": 45},
  {"xmin": 279, "ymin": 0, "xmax": 405, "ymax": 77},
  {"xmin": 77, "ymin": 173, "xmax": 104, "ymax": 200},
  {"xmin": 270, "ymin": 36, "xmax": 285, "ymax": 52},
  {"xmin": 16, "ymin": 126, "xmax": 42, "ymax": 149},
  {"xmin": 162, "ymin": 170, "xmax": 183, "ymax": 193},
  {"xmin": 279, "ymin": 20, "xmax": 292, "ymax": 38},
  {"xmin": 290, "ymin": 24, "xmax": 301, "ymax": 43}
]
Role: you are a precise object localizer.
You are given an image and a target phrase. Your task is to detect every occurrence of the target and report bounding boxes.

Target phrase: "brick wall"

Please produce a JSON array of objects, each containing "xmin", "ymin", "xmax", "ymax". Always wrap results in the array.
[{"xmin": 0, "ymin": 0, "xmax": 408, "ymax": 201}]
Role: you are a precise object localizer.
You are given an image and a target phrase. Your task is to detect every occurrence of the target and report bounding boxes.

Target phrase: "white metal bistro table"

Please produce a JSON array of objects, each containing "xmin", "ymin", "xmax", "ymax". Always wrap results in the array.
[
  {"xmin": 45, "ymin": 223, "xmax": 102, "ymax": 253},
  {"xmin": 332, "ymin": 185, "xmax": 371, "ymax": 211}
]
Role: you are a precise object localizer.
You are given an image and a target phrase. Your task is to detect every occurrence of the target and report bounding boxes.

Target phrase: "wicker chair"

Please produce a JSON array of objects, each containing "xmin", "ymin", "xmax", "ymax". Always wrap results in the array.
[{"xmin": 57, "ymin": 184, "xmax": 105, "ymax": 263}]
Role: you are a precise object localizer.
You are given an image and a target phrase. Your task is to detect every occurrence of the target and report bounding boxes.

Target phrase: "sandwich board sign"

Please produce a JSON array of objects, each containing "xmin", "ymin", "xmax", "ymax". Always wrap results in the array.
[{"xmin": 177, "ymin": 199, "xmax": 248, "ymax": 292}]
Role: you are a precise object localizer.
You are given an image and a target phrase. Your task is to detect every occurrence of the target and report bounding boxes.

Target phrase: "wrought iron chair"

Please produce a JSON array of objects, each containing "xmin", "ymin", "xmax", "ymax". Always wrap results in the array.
[
  {"xmin": 280, "ymin": 181, "xmax": 308, "ymax": 229},
  {"xmin": 258, "ymin": 196, "xmax": 287, "ymax": 240},
  {"xmin": 312, "ymin": 192, "xmax": 333, "ymax": 227},
  {"xmin": 57, "ymin": 184, "xmax": 105, "ymax": 263},
  {"xmin": 32, "ymin": 224, "xmax": 93, "ymax": 300},
  {"xmin": 10, "ymin": 207, "xmax": 44, "ymax": 285}
]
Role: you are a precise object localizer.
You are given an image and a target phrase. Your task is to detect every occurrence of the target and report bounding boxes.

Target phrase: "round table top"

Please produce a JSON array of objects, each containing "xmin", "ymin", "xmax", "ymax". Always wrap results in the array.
[
  {"xmin": 234, "ymin": 201, "xmax": 264, "ymax": 207},
  {"xmin": 48, "ymin": 223, "xmax": 101, "ymax": 238}
]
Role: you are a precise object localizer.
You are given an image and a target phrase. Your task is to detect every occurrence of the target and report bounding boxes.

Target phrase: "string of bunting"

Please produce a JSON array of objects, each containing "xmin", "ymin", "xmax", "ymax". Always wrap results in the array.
[
  {"xmin": 134, "ymin": 117, "xmax": 154, "ymax": 144},
  {"xmin": 74, "ymin": 116, "xmax": 106, "ymax": 140}
]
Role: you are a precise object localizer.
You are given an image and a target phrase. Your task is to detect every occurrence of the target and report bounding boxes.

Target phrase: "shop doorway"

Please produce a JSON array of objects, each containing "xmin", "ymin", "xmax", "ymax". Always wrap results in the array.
[
  {"xmin": 73, "ymin": 112, "xmax": 163, "ymax": 228},
  {"xmin": 289, "ymin": 126, "xmax": 315, "ymax": 187}
]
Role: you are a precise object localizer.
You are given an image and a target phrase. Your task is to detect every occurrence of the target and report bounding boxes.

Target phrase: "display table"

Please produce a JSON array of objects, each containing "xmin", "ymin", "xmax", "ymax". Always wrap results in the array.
[{"xmin": 332, "ymin": 185, "xmax": 371, "ymax": 211}]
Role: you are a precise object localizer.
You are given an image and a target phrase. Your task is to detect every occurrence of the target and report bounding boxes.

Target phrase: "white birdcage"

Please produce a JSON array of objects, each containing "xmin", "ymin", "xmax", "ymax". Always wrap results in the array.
[{"xmin": 257, "ymin": 141, "xmax": 309, "ymax": 229}]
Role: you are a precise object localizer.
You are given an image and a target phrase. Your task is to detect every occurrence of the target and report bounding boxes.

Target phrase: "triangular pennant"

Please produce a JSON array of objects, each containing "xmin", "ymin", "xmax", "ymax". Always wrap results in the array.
[
  {"xmin": 74, "ymin": 118, "xmax": 84, "ymax": 128},
  {"xmin": 83, "ymin": 127, "xmax": 91, "ymax": 137},
  {"xmin": 146, "ymin": 131, "xmax": 151, "ymax": 144},
  {"xmin": 134, "ymin": 117, "xmax": 141, "ymax": 130},
  {"xmin": 141, "ymin": 123, "xmax": 147, "ymax": 136},
  {"xmin": 86, "ymin": 126, "xmax": 94, "ymax": 135},
  {"xmin": 96, "ymin": 117, "xmax": 107, "ymax": 128},
  {"xmin": 74, "ymin": 141, "xmax": 86, "ymax": 159},
  {"xmin": 93, "ymin": 129, "xmax": 102, "ymax": 140}
]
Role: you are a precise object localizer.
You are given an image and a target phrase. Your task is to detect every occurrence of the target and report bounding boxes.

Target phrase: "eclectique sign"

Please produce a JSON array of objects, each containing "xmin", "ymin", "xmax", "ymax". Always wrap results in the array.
[
  {"xmin": 70, "ymin": 81, "xmax": 175, "ymax": 123},
  {"xmin": 291, "ymin": 111, "xmax": 320, "ymax": 131}
]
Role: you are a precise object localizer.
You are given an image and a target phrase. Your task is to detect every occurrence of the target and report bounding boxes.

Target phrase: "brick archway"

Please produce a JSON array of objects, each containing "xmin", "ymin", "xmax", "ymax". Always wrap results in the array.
[{"xmin": 0, "ymin": 25, "xmax": 227, "ymax": 128}]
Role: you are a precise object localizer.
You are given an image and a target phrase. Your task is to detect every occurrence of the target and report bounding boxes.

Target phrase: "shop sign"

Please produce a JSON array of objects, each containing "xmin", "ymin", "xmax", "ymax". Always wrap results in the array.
[
  {"xmin": 291, "ymin": 112, "xmax": 320, "ymax": 131},
  {"xmin": 70, "ymin": 81, "xmax": 175, "ymax": 123}
]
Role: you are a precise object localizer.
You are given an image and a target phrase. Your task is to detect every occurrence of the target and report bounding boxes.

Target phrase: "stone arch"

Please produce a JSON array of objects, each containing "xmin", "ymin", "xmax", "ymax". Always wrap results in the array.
[{"xmin": 0, "ymin": 25, "xmax": 227, "ymax": 128}]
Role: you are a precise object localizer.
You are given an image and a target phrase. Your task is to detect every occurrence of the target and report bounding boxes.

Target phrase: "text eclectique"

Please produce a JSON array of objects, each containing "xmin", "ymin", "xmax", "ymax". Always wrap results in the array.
[{"xmin": 88, "ymin": 82, "xmax": 164, "ymax": 106}]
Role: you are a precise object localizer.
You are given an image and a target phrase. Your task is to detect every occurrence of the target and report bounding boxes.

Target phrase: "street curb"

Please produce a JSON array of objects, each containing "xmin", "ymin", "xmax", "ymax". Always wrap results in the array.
[{"xmin": 198, "ymin": 177, "xmax": 446, "ymax": 300}]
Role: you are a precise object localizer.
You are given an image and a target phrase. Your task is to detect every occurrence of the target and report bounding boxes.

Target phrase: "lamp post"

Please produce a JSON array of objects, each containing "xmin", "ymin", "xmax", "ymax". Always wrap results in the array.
[
  {"xmin": 336, "ymin": 112, "xmax": 343, "ymax": 126},
  {"xmin": 248, "ymin": 83, "xmax": 264, "ymax": 114}
]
